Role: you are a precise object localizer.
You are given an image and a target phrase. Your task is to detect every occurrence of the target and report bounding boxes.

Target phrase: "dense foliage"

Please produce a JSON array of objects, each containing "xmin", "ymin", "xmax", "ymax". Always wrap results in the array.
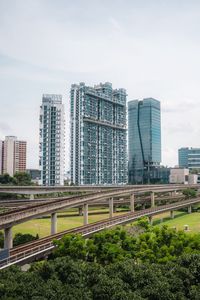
[
  {"xmin": 0, "ymin": 172, "xmax": 32, "ymax": 186},
  {"xmin": 182, "ymin": 188, "xmax": 197, "ymax": 199},
  {"xmin": 1, "ymin": 221, "xmax": 200, "ymax": 299},
  {"xmin": 53, "ymin": 221, "xmax": 200, "ymax": 264},
  {"xmin": 1, "ymin": 254, "xmax": 200, "ymax": 299},
  {"xmin": 0, "ymin": 232, "xmax": 39, "ymax": 248}
]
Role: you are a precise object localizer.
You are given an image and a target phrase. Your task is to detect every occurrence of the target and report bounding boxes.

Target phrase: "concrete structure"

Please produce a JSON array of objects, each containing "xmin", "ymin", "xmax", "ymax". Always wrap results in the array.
[
  {"xmin": 1, "ymin": 195, "xmax": 199, "ymax": 269},
  {"xmin": 128, "ymin": 98, "xmax": 161, "ymax": 184},
  {"xmin": 39, "ymin": 94, "xmax": 65, "ymax": 186},
  {"xmin": 179, "ymin": 147, "xmax": 200, "ymax": 170},
  {"xmin": 188, "ymin": 174, "xmax": 198, "ymax": 184},
  {"xmin": 70, "ymin": 82, "xmax": 127, "ymax": 185},
  {"xmin": 1, "ymin": 136, "xmax": 27, "ymax": 176},
  {"xmin": 169, "ymin": 168, "xmax": 189, "ymax": 184}
]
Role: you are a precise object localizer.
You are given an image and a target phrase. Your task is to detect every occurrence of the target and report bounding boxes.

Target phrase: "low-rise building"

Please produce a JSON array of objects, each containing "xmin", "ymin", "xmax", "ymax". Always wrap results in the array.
[{"xmin": 169, "ymin": 168, "xmax": 189, "ymax": 184}]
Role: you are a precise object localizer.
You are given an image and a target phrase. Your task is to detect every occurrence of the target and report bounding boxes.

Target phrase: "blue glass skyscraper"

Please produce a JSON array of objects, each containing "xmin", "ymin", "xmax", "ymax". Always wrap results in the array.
[{"xmin": 128, "ymin": 98, "xmax": 161, "ymax": 184}]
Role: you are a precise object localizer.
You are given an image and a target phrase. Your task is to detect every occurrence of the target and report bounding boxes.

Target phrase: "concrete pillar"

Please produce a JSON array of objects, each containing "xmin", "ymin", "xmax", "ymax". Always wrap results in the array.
[
  {"xmin": 109, "ymin": 198, "xmax": 114, "ymax": 218},
  {"xmin": 142, "ymin": 203, "xmax": 146, "ymax": 210},
  {"xmin": 51, "ymin": 212, "xmax": 57, "ymax": 235},
  {"xmin": 171, "ymin": 191, "xmax": 176, "ymax": 197},
  {"xmin": 78, "ymin": 207, "xmax": 83, "ymax": 216},
  {"xmin": 83, "ymin": 204, "xmax": 88, "ymax": 225},
  {"xmin": 149, "ymin": 216, "xmax": 153, "ymax": 225},
  {"xmin": 29, "ymin": 194, "xmax": 34, "ymax": 200},
  {"xmin": 151, "ymin": 192, "xmax": 155, "ymax": 207},
  {"xmin": 188, "ymin": 205, "xmax": 192, "ymax": 214},
  {"xmin": 170, "ymin": 210, "xmax": 174, "ymax": 219},
  {"xmin": 130, "ymin": 194, "xmax": 135, "ymax": 212},
  {"xmin": 4, "ymin": 227, "xmax": 13, "ymax": 249},
  {"xmin": 113, "ymin": 205, "xmax": 117, "ymax": 213}
]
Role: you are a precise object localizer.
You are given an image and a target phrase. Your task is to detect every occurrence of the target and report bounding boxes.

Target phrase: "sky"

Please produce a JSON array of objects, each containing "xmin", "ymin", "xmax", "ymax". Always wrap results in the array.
[{"xmin": 0, "ymin": 0, "xmax": 200, "ymax": 170}]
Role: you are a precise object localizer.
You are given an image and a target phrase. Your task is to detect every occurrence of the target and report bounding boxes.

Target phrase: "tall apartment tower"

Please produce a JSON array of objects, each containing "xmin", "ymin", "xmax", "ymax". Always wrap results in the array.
[
  {"xmin": 2, "ymin": 136, "xmax": 27, "ymax": 176},
  {"xmin": 39, "ymin": 94, "xmax": 65, "ymax": 186},
  {"xmin": 128, "ymin": 98, "xmax": 161, "ymax": 184},
  {"xmin": 70, "ymin": 82, "xmax": 127, "ymax": 185}
]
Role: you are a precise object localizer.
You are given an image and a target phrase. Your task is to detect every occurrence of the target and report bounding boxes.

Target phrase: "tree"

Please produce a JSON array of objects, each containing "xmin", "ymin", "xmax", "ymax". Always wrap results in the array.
[
  {"xmin": 13, "ymin": 172, "xmax": 32, "ymax": 186},
  {"xmin": 0, "ymin": 173, "xmax": 14, "ymax": 185},
  {"xmin": 183, "ymin": 188, "xmax": 197, "ymax": 199},
  {"xmin": 13, "ymin": 233, "xmax": 39, "ymax": 247}
]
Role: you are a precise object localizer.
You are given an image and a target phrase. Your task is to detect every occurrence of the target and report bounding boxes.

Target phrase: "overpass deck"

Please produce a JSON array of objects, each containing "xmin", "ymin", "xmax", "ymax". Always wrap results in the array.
[
  {"xmin": 0, "ymin": 185, "xmax": 196, "ymax": 230},
  {"xmin": 0, "ymin": 196, "xmax": 200, "ymax": 270}
]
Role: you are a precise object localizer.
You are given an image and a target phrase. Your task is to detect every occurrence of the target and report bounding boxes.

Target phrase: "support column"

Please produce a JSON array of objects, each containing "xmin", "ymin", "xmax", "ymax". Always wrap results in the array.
[
  {"xmin": 78, "ymin": 207, "xmax": 83, "ymax": 216},
  {"xmin": 51, "ymin": 212, "xmax": 57, "ymax": 235},
  {"xmin": 151, "ymin": 192, "xmax": 155, "ymax": 207},
  {"xmin": 171, "ymin": 191, "xmax": 176, "ymax": 197},
  {"xmin": 188, "ymin": 205, "xmax": 192, "ymax": 214},
  {"xmin": 83, "ymin": 204, "xmax": 88, "ymax": 225},
  {"xmin": 142, "ymin": 203, "xmax": 146, "ymax": 210},
  {"xmin": 149, "ymin": 216, "xmax": 153, "ymax": 225},
  {"xmin": 109, "ymin": 198, "xmax": 114, "ymax": 218},
  {"xmin": 29, "ymin": 194, "xmax": 34, "ymax": 200},
  {"xmin": 4, "ymin": 227, "xmax": 13, "ymax": 249},
  {"xmin": 113, "ymin": 206, "xmax": 117, "ymax": 213},
  {"xmin": 130, "ymin": 194, "xmax": 135, "ymax": 212},
  {"xmin": 170, "ymin": 210, "xmax": 174, "ymax": 219}
]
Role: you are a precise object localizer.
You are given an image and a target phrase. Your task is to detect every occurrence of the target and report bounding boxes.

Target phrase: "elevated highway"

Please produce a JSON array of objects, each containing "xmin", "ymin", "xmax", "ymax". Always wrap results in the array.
[
  {"xmin": 0, "ymin": 184, "xmax": 197, "ymax": 230},
  {"xmin": 0, "ymin": 196, "xmax": 199, "ymax": 270}
]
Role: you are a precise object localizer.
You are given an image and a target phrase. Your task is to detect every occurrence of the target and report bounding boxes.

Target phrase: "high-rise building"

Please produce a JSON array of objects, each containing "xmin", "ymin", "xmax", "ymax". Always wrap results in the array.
[
  {"xmin": 70, "ymin": 82, "xmax": 127, "ymax": 185},
  {"xmin": 2, "ymin": 136, "xmax": 27, "ymax": 176},
  {"xmin": 178, "ymin": 147, "xmax": 200, "ymax": 170},
  {"xmin": 128, "ymin": 98, "xmax": 161, "ymax": 184},
  {"xmin": 39, "ymin": 94, "xmax": 65, "ymax": 186},
  {"xmin": 178, "ymin": 147, "xmax": 189, "ymax": 168}
]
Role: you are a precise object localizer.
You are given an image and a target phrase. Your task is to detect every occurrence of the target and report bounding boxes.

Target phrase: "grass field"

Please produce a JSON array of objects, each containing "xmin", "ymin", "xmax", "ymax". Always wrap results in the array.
[
  {"xmin": 152, "ymin": 211, "xmax": 200, "ymax": 232},
  {"xmin": 11, "ymin": 209, "xmax": 127, "ymax": 238},
  {"xmin": 2, "ymin": 208, "xmax": 200, "ymax": 239}
]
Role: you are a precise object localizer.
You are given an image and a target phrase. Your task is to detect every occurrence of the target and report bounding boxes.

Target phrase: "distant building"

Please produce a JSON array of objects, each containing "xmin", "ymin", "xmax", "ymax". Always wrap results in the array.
[
  {"xmin": 169, "ymin": 168, "xmax": 189, "ymax": 184},
  {"xmin": 70, "ymin": 82, "xmax": 127, "ymax": 185},
  {"xmin": 39, "ymin": 94, "xmax": 65, "ymax": 186},
  {"xmin": 178, "ymin": 147, "xmax": 200, "ymax": 170},
  {"xmin": 26, "ymin": 169, "xmax": 41, "ymax": 184},
  {"xmin": 128, "ymin": 98, "xmax": 161, "ymax": 184},
  {"xmin": 0, "ymin": 136, "xmax": 27, "ymax": 176}
]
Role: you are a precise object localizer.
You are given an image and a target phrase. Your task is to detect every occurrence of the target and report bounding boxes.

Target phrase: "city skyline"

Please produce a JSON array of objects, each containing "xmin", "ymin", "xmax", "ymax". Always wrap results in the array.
[{"xmin": 1, "ymin": 1, "xmax": 200, "ymax": 169}]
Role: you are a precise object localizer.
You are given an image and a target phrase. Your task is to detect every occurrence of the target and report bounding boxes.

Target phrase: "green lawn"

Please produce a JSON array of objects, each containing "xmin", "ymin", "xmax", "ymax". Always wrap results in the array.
[
  {"xmin": 11, "ymin": 210, "xmax": 127, "ymax": 238},
  {"xmin": 153, "ymin": 211, "xmax": 200, "ymax": 232},
  {"xmin": 3, "ymin": 208, "xmax": 200, "ymax": 238}
]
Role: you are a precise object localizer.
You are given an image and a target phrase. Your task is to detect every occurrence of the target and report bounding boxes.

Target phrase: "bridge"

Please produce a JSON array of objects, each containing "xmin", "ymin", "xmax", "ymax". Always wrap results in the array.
[
  {"xmin": 0, "ymin": 195, "xmax": 199, "ymax": 270},
  {"xmin": 0, "ymin": 184, "xmax": 199, "ymax": 248}
]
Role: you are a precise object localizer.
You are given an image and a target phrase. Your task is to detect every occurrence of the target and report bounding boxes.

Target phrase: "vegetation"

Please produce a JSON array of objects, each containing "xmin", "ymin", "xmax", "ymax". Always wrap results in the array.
[
  {"xmin": 0, "ymin": 172, "xmax": 32, "ymax": 186},
  {"xmin": 182, "ymin": 188, "xmax": 197, "ymax": 199},
  {"xmin": 0, "ymin": 232, "xmax": 39, "ymax": 248},
  {"xmin": 53, "ymin": 220, "xmax": 200, "ymax": 264},
  {"xmin": 1, "ymin": 222, "xmax": 200, "ymax": 299}
]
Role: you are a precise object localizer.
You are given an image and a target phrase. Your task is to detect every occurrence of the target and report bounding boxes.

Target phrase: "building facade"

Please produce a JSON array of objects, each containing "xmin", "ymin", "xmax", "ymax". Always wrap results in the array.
[
  {"xmin": 70, "ymin": 82, "xmax": 127, "ymax": 185},
  {"xmin": 39, "ymin": 94, "xmax": 65, "ymax": 186},
  {"xmin": 178, "ymin": 147, "xmax": 189, "ymax": 168},
  {"xmin": 128, "ymin": 98, "xmax": 161, "ymax": 184},
  {"xmin": 169, "ymin": 168, "xmax": 189, "ymax": 184},
  {"xmin": 178, "ymin": 147, "xmax": 200, "ymax": 170},
  {"xmin": 0, "ymin": 136, "xmax": 27, "ymax": 176}
]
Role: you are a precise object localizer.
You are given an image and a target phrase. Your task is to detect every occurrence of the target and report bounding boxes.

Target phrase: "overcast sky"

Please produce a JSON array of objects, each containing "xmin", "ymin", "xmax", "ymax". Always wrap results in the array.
[{"xmin": 0, "ymin": 0, "xmax": 200, "ymax": 170}]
